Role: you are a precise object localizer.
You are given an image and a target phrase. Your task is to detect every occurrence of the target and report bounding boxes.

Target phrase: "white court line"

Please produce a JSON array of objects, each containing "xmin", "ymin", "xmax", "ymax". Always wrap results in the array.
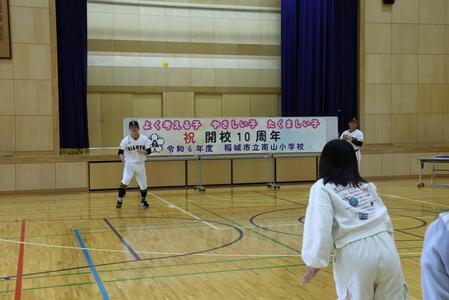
[
  {"xmin": 0, "ymin": 237, "xmax": 298, "ymax": 257},
  {"xmin": 380, "ymin": 193, "xmax": 449, "ymax": 209},
  {"xmin": 214, "ymin": 222, "xmax": 302, "ymax": 231},
  {"xmin": 0, "ymin": 237, "xmax": 423, "ymax": 258},
  {"xmin": 148, "ymin": 191, "xmax": 219, "ymax": 230}
]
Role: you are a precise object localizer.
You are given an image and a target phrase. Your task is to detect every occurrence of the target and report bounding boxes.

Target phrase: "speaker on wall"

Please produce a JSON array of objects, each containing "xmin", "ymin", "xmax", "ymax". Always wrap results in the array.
[{"xmin": 383, "ymin": 0, "xmax": 395, "ymax": 4}]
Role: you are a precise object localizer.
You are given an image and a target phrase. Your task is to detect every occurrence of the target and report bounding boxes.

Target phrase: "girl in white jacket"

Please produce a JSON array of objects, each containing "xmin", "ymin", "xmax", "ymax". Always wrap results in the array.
[{"xmin": 301, "ymin": 140, "xmax": 408, "ymax": 300}]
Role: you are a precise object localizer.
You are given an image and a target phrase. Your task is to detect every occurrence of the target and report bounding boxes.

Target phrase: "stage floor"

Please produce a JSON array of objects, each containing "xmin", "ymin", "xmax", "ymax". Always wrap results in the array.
[{"xmin": 0, "ymin": 179, "xmax": 445, "ymax": 299}]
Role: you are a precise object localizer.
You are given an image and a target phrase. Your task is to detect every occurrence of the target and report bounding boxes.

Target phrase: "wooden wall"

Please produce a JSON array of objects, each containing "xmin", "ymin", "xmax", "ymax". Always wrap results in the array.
[
  {"xmin": 87, "ymin": 92, "xmax": 280, "ymax": 147},
  {"xmin": 0, "ymin": 162, "xmax": 88, "ymax": 192},
  {"xmin": 0, "ymin": 0, "xmax": 59, "ymax": 154},
  {"xmin": 360, "ymin": 0, "xmax": 449, "ymax": 146},
  {"xmin": 89, "ymin": 157, "xmax": 317, "ymax": 190}
]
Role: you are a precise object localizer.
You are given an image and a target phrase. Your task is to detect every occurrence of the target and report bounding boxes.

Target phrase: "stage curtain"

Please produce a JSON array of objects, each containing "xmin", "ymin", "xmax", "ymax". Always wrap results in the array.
[
  {"xmin": 281, "ymin": 0, "xmax": 358, "ymax": 133},
  {"xmin": 56, "ymin": 0, "xmax": 89, "ymax": 149}
]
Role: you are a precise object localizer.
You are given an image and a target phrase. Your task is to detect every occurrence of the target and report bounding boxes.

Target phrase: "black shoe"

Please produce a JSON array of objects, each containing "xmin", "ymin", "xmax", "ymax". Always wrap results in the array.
[
  {"xmin": 116, "ymin": 201, "xmax": 122, "ymax": 209},
  {"xmin": 140, "ymin": 200, "xmax": 149, "ymax": 209}
]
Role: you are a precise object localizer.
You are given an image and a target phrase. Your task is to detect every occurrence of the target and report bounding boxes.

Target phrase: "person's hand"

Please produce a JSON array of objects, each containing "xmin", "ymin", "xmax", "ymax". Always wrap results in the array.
[
  {"xmin": 137, "ymin": 149, "xmax": 148, "ymax": 155},
  {"xmin": 301, "ymin": 267, "xmax": 320, "ymax": 285},
  {"xmin": 119, "ymin": 154, "xmax": 125, "ymax": 162}
]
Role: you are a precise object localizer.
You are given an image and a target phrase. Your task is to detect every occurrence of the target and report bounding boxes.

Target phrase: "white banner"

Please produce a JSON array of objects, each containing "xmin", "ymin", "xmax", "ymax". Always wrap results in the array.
[{"xmin": 123, "ymin": 117, "xmax": 338, "ymax": 156}]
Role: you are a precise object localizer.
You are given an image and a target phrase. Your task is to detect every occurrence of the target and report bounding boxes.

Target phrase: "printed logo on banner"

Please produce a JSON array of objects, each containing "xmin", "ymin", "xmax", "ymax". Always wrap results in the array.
[
  {"xmin": 149, "ymin": 133, "xmax": 165, "ymax": 154},
  {"xmin": 123, "ymin": 117, "xmax": 338, "ymax": 156}
]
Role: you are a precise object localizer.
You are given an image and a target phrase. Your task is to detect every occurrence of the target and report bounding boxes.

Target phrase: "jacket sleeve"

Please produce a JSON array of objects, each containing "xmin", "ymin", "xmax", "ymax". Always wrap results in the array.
[
  {"xmin": 421, "ymin": 219, "xmax": 449, "ymax": 300},
  {"xmin": 301, "ymin": 183, "xmax": 334, "ymax": 268}
]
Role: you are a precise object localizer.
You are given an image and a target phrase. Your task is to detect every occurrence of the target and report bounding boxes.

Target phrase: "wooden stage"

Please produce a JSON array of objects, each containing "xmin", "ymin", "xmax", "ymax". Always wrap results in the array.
[{"xmin": 0, "ymin": 179, "xmax": 447, "ymax": 299}]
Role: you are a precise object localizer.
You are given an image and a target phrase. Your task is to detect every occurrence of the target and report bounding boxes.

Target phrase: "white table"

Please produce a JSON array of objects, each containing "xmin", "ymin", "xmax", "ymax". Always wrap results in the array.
[{"xmin": 417, "ymin": 156, "xmax": 449, "ymax": 188}]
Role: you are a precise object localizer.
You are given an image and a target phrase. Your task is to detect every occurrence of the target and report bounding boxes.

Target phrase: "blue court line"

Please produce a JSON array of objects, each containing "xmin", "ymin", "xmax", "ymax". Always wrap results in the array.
[
  {"xmin": 73, "ymin": 228, "xmax": 110, "ymax": 300},
  {"xmin": 103, "ymin": 218, "xmax": 141, "ymax": 261}
]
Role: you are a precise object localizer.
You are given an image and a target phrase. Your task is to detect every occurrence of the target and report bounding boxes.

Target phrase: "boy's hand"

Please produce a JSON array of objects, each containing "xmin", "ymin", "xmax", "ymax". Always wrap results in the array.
[
  {"xmin": 137, "ymin": 149, "xmax": 148, "ymax": 155},
  {"xmin": 301, "ymin": 267, "xmax": 320, "ymax": 285},
  {"xmin": 119, "ymin": 154, "xmax": 125, "ymax": 162}
]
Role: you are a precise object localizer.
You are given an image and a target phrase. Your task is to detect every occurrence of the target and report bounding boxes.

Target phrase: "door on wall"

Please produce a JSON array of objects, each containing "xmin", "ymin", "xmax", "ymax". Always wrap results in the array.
[
  {"xmin": 101, "ymin": 94, "xmax": 133, "ymax": 147},
  {"xmin": 88, "ymin": 93, "xmax": 164, "ymax": 147}
]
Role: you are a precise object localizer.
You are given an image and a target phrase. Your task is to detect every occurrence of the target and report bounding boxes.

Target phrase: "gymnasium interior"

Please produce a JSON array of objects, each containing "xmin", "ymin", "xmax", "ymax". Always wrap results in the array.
[{"xmin": 0, "ymin": 0, "xmax": 448, "ymax": 299}]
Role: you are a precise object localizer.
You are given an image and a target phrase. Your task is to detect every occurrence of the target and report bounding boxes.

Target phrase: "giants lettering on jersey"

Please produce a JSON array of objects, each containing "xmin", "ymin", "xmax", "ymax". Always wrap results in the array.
[{"xmin": 127, "ymin": 145, "xmax": 146, "ymax": 151}]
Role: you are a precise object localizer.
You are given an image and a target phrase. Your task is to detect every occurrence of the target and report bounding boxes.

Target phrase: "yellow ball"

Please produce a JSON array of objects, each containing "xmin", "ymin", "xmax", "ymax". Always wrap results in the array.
[{"xmin": 162, "ymin": 61, "xmax": 169, "ymax": 68}]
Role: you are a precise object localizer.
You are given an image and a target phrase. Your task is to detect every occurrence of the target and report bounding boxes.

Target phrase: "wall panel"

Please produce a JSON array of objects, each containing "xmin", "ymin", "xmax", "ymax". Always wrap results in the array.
[
  {"xmin": 90, "ymin": 162, "xmax": 137, "ymax": 190},
  {"xmin": 56, "ymin": 162, "xmax": 88, "ymax": 189},
  {"xmin": 250, "ymin": 94, "xmax": 279, "ymax": 116},
  {"xmin": 16, "ymin": 163, "xmax": 55, "ymax": 190},
  {"xmin": 276, "ymin": 157, "xmax": 317, "ymax": 182},
  {"xmin": 0, "ymin": 164, "xmax": 15, "ymax": 191},
  {"xmin": 147, "ymin": 161, "xmax": 186, "ymax": 187},
  {"xmin": 233, "ymin": 159, "xmax": 271, "ymax": 184},
  {"xmin": 222, "ymin": 94, "xmax": 251, "ymax": 117},
  {"xmin": 188, "ymin": 160, "xmax": 231, "ymax": 185},
  {"xmin": 15, "ymin": 116, "xmax": 53, "ymax": 151},
  {"xmin": 194, "ymin": 95, "xmax": 222, "ymax": 117},
  {"xmin": 101, "ymin": 93, "xmax": 133, "ymax": 147},
  {"xmin": 163, "ymin": 92, "xmax": 195, "ymax": 117},
  {"xmin": 133, "ymin": 94, "xmax": 163, "ymax": 118}
]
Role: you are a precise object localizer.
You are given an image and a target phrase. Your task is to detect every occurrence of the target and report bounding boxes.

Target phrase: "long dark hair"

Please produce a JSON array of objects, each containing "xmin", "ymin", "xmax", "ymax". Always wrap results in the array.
[{"xmin": 319, "ymin": 139, "xmax": 366, "ymax": 187}]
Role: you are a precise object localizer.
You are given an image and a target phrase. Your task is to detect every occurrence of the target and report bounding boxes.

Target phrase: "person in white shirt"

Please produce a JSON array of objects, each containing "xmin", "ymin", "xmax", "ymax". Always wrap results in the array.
[
  {"xmin": 301, "ymin": 140, "xmax": 408, "ymax": 300},
  {"xmin": 421, "ymin": 210, "xmax": 449, "ymax": 299},
  {"xmin": 340, "ymin": 118, "xmax": 364, "ymax": 168},
  {"xmin": 116, "ymin": 120, "xmax": 151, "ymax": 209}
]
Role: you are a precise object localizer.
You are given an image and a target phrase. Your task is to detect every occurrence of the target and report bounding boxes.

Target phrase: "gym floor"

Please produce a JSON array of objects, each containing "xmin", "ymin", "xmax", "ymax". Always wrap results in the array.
[{"xmin": 0, "ymin": 179, "xmax": 444, "ymax": 299}]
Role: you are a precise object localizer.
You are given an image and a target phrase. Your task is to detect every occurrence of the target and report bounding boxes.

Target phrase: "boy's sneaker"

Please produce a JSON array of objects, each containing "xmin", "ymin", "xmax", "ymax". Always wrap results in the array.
[
  {"xmin": 116, "ymin": 200, "xmax": 122, "ymax": 209},
  {"xmin": 140, "ymin": 200, "xmax": 150, "ymax": 209}
]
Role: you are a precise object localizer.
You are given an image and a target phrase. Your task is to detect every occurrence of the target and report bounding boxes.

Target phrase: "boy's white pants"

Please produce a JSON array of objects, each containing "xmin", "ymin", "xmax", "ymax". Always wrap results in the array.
[
  {"xmin": 121, "ymin": 162, "xmax": 147, "ymax": 190},
  {"xmin": 333, "ymin": 232, "xmax": 408, "ymax": 300}
]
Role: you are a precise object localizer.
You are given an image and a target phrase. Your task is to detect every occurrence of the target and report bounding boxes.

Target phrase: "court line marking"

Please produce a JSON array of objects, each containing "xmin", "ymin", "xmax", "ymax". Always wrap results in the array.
[
  {"xmin": 4, "ymin": 221, "xmax": 304, "ymax": 242},
  {"xmin": 391, "ymin": 216, "xmax": 436, "ymax": 220},
  {"xmin": 22, "ymin": 256, "xmax": 293, "ymax": 280},
  {"xmin": 253, "ymin": 191, "xmax": 307, "ymax": 206},
  {"xmin": 0, "ymin": 263, "xmax": 306, "ymax": 294},
  {"xmin": 15, "ymin": 214, "xmax": 431, "ymax": 241},
  {"xmin": 190, "ymin": 202, "xmax": 301, "ymax": 254},
  {"xmin": 103, "ymin": 219, "xmax": 141, "ymax": 260},
  {"xmin": 0, "ymin": 237, "xmax": 301, "ymax": 257},
  {"xmin": 14, "ymin": 220, "xmax": 25, "ymax": 300},
  {"xmin": 0, "ymin": 235, "xmax": 423, "ymax": 258},
  {"xmin": 380, "ymin": 193, "xmax": 449, "ymax": 209},
  {"xmin": 148, "ymin": 191, "xmax": 219, "ymax": 230},
  {"xmin": 0, "ymin": 254, "xmax": 424, "ymax": 295},
  {"xmin": 73, "ymin": 228, "xmax": 110, "ymax": 300}
]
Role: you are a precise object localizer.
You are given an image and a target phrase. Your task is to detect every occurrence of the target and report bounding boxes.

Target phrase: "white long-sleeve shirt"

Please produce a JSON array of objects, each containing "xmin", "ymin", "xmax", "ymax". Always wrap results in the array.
[
  {"xmin": 421, "ymin": 212, "xmax": 449, "ymax": 300},
  {"xmin": 340, "ymin": 129, "xmax": 364, "ymax": 151},
  {"xmin": 301, "ymin": 179, "xmax": 393, "ymax": 268}
]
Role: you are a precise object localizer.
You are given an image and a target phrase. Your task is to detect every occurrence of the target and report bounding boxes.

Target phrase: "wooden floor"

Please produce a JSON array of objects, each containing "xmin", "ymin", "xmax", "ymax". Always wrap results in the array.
[{"xmin": 0, "ymin": 179, "xmax": 447, "ymax": 299}]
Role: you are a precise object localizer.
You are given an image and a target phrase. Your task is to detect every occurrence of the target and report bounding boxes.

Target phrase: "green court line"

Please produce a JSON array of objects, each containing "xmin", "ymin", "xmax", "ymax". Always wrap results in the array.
[
  {"xmin": 0, "ymin": 263, "xmax": 304, "ymax": 294},
  {"xmin": 0, "ymin": 255, "xmax": 423, "ymax": 294},
  {"xmin": 190, "ymin": 203, "xmax": 301, "ymax": 254},
  {"xmin": 14, "ymin": 221, "xmax": 207, "ymax": 240},
  {"xmin": 23, "ymin": 255, "xmax": 292, "ymax": 281},
  {"xmin": 9, "ymin": 214, "xmax": 301, "ymax": 240}
]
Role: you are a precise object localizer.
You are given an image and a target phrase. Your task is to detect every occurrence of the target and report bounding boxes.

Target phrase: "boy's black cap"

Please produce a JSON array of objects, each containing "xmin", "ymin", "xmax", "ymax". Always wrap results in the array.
[{"xmin": 129, "ymin": 120, "xmax": 139, "ymax": 128}]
